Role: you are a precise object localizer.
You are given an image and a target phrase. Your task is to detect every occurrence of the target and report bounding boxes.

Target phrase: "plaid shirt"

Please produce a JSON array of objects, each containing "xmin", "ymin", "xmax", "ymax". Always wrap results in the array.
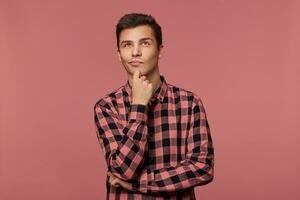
[{"xmin": 94, "ymin": 75, "xmax": 214, "ymax": 200}]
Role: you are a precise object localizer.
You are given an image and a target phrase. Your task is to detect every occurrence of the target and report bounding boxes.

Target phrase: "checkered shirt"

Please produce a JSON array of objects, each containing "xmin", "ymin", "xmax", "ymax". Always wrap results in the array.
[{"xmin": 94, "ymin": 75, "xmax": 214, "ymax": 200}]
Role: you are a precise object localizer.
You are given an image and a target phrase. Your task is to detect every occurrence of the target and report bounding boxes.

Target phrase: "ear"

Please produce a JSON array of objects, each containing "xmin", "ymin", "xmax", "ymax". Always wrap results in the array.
[
  {"xmin": 117, "ymin": 49, "xmax": 121, "ymax": 62},
  {"xmin": 158, "ymin": 44, "xmax": 164, "ymax": 59}
]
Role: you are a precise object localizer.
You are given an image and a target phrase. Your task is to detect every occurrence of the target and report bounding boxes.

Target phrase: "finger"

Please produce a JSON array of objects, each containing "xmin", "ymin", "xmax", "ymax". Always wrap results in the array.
[
  {"xmin": 108, "ymin": 174, "xmax": 113, "ymax": 182},
  {"xmin": 107, "ymin": 171, "xmax": 117, "ymax": 179},
  {"xmin": 111, "ymin": 179, "xmax": 120, "ymax": 187},
  {"xmin": 109, "ymin": 174, "xmax": 115, "ymax": 180},
  {"xmin": 108, "ymin": 173, "xmax": 117, "ymax": 183},
  {"xmin": 133, "ymin": 70, "xmax": 140, "ymax": 79},
  {"xmin": 110, "ymin": 179, "xmax": 120, "ymax": 187},
  {"xmin": 108, "ymin": 176, "xmax": 115, "ymax": 184},
  {"xmin": 111, "ymin": 178, "xmax": 117, "ymax": 185}
]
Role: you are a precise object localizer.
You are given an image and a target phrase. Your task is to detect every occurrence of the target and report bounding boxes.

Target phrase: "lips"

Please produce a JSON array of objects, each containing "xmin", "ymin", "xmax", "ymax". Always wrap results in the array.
[{"xmin": 129, "ymin": 60, "xmax": 143, "ymax": 66}]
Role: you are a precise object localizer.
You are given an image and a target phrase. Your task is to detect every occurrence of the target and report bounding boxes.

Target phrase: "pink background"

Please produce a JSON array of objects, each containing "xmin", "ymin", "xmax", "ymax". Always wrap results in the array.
[{"xmin": 1, "ymin": 0, "xmax": 299, "ymax": 199}]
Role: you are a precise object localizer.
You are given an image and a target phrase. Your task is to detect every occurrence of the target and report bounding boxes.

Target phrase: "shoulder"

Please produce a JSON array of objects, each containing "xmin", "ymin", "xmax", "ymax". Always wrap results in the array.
[
  {"xmin": 93, "ymin": 85, "xmax": 124, "ymax": 111},
  {"xmin": 167, "ymin": 83, "xmax": 203, "ymax": 105}
]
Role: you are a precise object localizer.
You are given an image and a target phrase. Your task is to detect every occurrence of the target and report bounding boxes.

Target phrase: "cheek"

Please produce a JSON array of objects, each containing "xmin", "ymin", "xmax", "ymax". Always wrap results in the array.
[
  {"xmin": 147, "ymin": 52, "xmax": 159, "ymax": 63},
  {"xmin": 119, "ymin": 51, "xmax": 130, "ymax": 61},
  {"xmin": 144, "ymin": 49, "xmax": 159, "ymax": 60}
]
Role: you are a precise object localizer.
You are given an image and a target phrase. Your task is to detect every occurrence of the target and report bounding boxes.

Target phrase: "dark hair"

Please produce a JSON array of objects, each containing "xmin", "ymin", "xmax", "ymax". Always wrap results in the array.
[{"xmin": 116, "ymin": 13, "xmax": 162, "ymax": 50}]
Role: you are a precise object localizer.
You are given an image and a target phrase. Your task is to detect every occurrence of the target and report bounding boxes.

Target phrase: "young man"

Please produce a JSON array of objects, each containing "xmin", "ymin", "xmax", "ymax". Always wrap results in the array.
[{"xmin": 94, "ymin": 13, "xmax": 214, "ymax": 200}]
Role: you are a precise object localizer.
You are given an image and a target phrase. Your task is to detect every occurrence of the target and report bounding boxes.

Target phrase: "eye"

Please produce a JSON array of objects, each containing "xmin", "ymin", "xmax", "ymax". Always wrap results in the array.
[
  {"xmin": 123, "ymin": 43, "xmax": 131, "ymax": 48},
  {"xmin": 142, "ymin": 41, "xmax": 150, "ymax": 46}
]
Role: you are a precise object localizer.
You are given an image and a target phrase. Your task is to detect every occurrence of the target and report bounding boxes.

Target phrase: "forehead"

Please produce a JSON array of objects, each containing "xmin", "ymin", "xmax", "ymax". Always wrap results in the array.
[{"xmin": 119, "ymin": 25, "xmax": 155, "ymax": 42}]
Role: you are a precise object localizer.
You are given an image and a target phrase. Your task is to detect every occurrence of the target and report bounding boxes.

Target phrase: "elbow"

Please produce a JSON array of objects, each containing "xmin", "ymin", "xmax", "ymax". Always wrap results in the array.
[
  {"xmin": 202, "ymin": 165, "xmax": 214, "ymax": 185},
  {"xmin": 207, "ymin": 169, "xmax": 214, "ymax": 184},
  {"xmin": 202, "ymin": 175, "xmax": 213, "ymax": 186},
  {"xmin": 205, "ymin": 157, "xmax": 214, "ymax": 184},
  {"xmin": 195, "ymin": 161, "xmax": 214, "ymax": 186}
]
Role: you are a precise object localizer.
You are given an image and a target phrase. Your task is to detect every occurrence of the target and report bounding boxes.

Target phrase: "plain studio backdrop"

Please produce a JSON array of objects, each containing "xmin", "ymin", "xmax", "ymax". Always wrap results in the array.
[{"xmin": 0, "ymin": 0, "xmax": 299, "ymax": 200}]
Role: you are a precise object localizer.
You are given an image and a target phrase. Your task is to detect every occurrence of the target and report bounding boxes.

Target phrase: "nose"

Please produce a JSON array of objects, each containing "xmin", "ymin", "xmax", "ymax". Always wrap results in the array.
[{"xmin": 132, "ymin": 44, "xmax": 141, "ymax": 57}]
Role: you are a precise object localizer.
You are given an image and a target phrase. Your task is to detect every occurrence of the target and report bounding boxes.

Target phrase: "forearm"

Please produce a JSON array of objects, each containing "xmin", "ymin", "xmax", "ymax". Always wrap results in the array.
[
  {"xmin": 95, "ymin": 103, "xmax": 149, "ymax": 180},
  {"xmin": 132, "ymin": 157, "xmax": 214, "ymax": 194},
  {"xmin": 132, "ymin": 96, "xmax": 214, "ymax": 193},
  {"xmin": 107, "ymin": 118, "xmax": 148, "ymax": 180}
]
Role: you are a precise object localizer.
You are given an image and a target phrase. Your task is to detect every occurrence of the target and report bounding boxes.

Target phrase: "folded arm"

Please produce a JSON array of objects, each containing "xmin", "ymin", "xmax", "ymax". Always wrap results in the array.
[
  {"xmin": 131, "ymin": 96, "xmax": 214, "ymax": 194},
  {"xmin": 94, "ymin": 100, "xmax": 149, "ymax": 180}
]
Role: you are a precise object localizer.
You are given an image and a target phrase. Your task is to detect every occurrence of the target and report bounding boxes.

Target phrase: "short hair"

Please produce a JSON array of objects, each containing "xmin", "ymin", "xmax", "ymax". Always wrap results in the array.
[{"xmin": 116, "ymin": 13, "xmax": 162, "ymax": 50}]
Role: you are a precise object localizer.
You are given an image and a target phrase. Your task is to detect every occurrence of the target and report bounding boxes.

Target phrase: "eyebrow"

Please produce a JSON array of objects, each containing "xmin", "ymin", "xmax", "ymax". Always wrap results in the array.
[{"xmin": 120, "ymin": 37, "xmax": 154, "ymax": 45}]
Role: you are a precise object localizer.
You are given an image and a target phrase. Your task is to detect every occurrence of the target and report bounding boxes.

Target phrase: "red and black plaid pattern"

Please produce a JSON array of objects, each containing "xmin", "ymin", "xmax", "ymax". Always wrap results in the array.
[{"xmin": 94, "ymin": 75, "xmax": 214, "ymax": 200}]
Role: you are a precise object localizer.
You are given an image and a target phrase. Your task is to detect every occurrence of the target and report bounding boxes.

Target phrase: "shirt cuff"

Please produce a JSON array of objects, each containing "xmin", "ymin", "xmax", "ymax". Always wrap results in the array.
[
  {"xmin": 132, "ymin": 168, "xmax": 148, "ymax": 193},
  {"xmin": 128, "ymin": 104, "xmax": 148, "ymax": 122}
]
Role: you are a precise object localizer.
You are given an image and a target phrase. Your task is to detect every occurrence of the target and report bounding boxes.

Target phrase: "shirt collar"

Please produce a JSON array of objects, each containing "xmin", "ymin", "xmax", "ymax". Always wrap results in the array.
[{"xmin": 124, "ymin": 75, "xmax": 168, "ymax": 103}]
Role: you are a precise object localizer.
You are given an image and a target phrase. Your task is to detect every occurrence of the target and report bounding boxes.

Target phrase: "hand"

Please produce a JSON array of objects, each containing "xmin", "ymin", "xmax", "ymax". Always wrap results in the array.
[
  {"xmin": 131, "ymin": 70, "xmax": 154, "ymax": 105},
  {"xmin": 107, "ymin": 171, "xmax": 133, "ymax": 191},
  {"xmin": 107, "ymin": 171, "xmax": 120, "ymax": 187}
]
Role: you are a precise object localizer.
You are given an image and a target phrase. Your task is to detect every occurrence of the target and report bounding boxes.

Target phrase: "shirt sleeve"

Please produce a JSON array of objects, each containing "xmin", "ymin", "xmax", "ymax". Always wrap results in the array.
[
  {"xmin": 94, "ymin": 100, "xmax": 149, "ymax": 181},
  {"xmin": 131, "ymin": 96, "xmax": 214, "ymax": 194}
]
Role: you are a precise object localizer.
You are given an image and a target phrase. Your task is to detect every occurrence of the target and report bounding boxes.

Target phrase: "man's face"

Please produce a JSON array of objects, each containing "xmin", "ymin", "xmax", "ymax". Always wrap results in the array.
[{"xmin": 117, "ymin": 25, "xmax": 163, "ymax": 78}]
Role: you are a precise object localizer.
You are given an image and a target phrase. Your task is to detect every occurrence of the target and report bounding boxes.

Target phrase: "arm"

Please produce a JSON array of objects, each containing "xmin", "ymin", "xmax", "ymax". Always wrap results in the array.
[
  {"xmin": 131, "ymin": 96, "xmax": 214, "ymax": 194},
  {"xmin": 94, "ymin": 100, "xmax": 149, "ymax": 181}
]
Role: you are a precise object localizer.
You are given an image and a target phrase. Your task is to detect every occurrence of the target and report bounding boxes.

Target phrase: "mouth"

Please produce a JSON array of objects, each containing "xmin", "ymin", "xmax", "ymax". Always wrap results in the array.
[{"xmin": 129, "ymin": 61, "xmax": 143, "ymax": 67}]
